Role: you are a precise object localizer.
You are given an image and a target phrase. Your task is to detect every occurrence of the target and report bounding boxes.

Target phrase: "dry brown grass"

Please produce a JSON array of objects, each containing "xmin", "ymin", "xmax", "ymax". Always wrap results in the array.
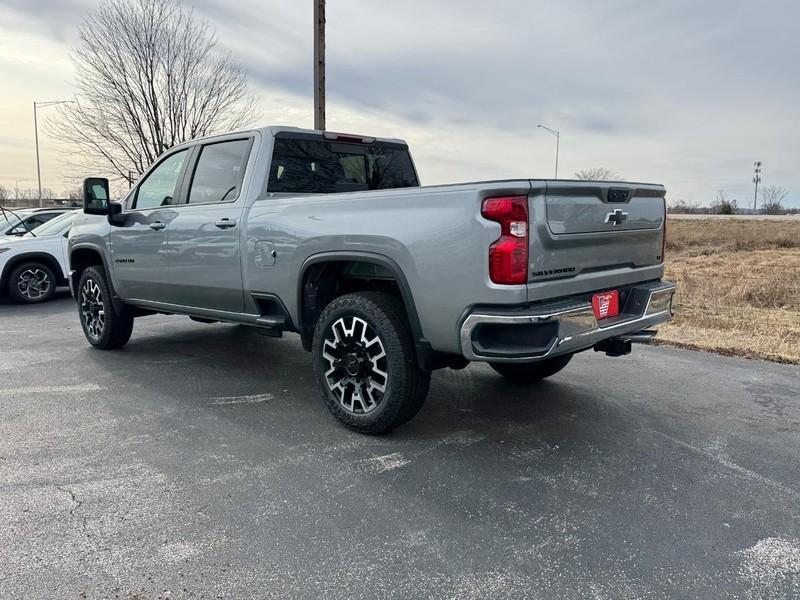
[
  {"xmin": 658, "ymin": 218, "xmax": 800, "ymax": 364},
  {"xmin": 666, "ymin": 219, "xmax": 800, "ymax": 254}
]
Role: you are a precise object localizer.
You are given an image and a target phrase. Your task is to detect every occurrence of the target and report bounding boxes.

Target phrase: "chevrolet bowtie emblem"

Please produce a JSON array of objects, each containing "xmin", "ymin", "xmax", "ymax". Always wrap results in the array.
[{"xmin": 605, "ymin": 208, "xmax": 629, "ymax": 226}]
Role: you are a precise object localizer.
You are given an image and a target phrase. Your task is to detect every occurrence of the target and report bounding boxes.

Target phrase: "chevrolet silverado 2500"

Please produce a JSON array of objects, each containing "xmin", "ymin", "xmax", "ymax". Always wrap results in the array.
[{"xmin": 69, "ymin": 126, "xmax": 676, "ymax": 433}]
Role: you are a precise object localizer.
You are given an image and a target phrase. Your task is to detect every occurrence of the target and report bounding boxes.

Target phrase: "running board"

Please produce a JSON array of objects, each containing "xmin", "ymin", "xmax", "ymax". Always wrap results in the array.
[
  {"xmin": 252, "ymin": 293, "xmax": 293, "ymax": 336},
  {"xmin": 255, "ymin": 315, "xmax": 286, "ymax": 328},
  {"xmin": 255, "ymin": 315, "xmax": 286, "ymax": 337}
]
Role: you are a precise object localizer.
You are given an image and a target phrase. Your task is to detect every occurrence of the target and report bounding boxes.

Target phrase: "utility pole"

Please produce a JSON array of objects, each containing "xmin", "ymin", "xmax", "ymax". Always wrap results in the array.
[
  {"xmin": 313, "ymin": 0, "xmax": 326, "ymax": 131},
  {"xmin": 537, "ymin": 124, "xmax": 560, "ymax": 178},
  {"xmin": 752, "ymin": 161, "xmax": 762, "ymax": 213}
]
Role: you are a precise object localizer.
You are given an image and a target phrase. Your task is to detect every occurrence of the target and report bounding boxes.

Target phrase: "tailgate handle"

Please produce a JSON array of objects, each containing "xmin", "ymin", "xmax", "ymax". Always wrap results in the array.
[{"xmin": 607, "ymin": 188, "xmax": 630, "ymax": 203}]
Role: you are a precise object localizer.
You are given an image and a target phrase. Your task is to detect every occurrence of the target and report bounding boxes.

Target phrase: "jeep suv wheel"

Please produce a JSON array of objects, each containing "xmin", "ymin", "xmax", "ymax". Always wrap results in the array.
[
  {"xmin": 7, "ymin": 262, "xmax": 56, "ymax": 304},
  {"xmin": 78, "ymin": 266, "xmax": 134, "ymax": 349},
  {"xmin": 312, "ymin": 291, "xmax": 430, "ymax": 434}
]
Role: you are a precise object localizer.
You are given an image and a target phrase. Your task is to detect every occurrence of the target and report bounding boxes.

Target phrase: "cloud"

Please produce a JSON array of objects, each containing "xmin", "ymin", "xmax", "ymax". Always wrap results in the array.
[{"xmin": 0, "ymin": 0, "xmax": 798, "ymax": 206}]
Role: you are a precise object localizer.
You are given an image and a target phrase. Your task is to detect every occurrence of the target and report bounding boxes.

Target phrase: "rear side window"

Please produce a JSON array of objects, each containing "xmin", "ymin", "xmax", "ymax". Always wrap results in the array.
[
  {"xmin": 188, "ymin": 139, "xmax": 251, "ymax": 204},
  {"xmin": 268, "ymin": 138, "xmax": 418, "ymax": 194}
]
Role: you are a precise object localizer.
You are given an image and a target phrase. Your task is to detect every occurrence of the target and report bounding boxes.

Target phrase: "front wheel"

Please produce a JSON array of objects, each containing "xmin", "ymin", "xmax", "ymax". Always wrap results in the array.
[
  {"xmin": 77, "ymin": 266, "xmax": 134, "ymax": 349},
  {"xmin": 312, "ymin": 291, "xmax": 431, "ymax": 434},
  {"xmin": 489, "ymin": 353, "xmax": 573, "ymax": 382}
]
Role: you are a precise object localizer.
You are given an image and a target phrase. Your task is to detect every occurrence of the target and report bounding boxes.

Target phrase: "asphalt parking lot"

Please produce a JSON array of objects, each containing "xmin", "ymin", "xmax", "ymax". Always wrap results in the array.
[{"xmin": 1, "ymin": 294, "xmax": 799, "ymax": 599}]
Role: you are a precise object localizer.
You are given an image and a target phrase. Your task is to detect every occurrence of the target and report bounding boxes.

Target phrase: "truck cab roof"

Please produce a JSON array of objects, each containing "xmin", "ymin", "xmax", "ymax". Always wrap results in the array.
[{"xmin": 174, "ymin": 125, "xmax": 408, "ymax": 149}]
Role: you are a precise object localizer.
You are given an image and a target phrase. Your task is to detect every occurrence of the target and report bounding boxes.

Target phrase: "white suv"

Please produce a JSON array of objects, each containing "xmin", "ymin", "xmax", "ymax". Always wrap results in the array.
[
  {"xmin": 0, "ymin": 207, "xmax": 76, "ymax": 238},
  {"xmin": 0, "ymin": 211, "xmax": 77, "ymax": 303}
]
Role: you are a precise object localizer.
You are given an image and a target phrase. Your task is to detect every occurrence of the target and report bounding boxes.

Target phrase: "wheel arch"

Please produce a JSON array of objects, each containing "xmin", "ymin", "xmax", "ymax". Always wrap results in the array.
[
  {"xmin": 1, "ymin": 252, "xmax": 65, "ymax": 291},
  {"xmin": 70, "ymin": 245, "xmax": 106, "ymax": 277},
  {"xmin": 70, "ymin": 244, "xmax": 124, "ymax": 312},
  {"xmin": 297, "ymin": 251, "xmax": 428, "ymax": 360}
]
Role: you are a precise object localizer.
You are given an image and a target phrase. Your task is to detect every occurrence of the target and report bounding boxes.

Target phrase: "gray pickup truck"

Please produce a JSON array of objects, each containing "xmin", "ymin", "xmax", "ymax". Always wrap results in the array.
[{"xmin": 70, "ymin": 126, "xmax": 675, "ymax": 433}]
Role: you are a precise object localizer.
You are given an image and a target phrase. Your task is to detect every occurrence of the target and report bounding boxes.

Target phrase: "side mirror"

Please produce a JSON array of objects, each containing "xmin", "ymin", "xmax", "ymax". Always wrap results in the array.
[
  {"xmin": 107, "ymin": 201, "xmax": 124, "ymax": 225},
  {"xmin": 83, "ymin": 177, "xmax": 111, "ymax": 215}
]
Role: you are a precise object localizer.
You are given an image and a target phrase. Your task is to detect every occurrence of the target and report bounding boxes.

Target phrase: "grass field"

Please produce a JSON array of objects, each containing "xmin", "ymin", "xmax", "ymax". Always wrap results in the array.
[{"xmin": 659, "ymin": 218, "xmax": 800, "ymax": 364}]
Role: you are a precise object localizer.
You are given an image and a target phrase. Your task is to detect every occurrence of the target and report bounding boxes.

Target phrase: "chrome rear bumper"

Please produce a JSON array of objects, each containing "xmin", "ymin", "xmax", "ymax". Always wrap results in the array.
[{"xmin": 460, "ymin": 281, "xmax": 676, "ymax": 362}]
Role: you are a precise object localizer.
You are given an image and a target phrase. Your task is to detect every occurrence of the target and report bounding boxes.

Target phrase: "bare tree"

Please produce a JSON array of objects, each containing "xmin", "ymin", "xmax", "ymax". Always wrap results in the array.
[
  {"xmin": 667, "ymin": 199, "xmax": 699, "ymax": 214},
  {"xmin": 760, "ymin": 185, "xmax": 788, "ymax": 215},
  {"xmin": 13, "ymin": 186, "xmax": 35, "ymax": 200},
  {"xmin": 47, "ymin": 0, "xmax": 259, "ymax": 185},
  {"xmin": 710, "ymin": 189, "xmax": 737, "ymax": 215},
  {"xmin": 0, "ymin": 185, "xmax": 8, "ymax": 201},
  {"xmin": 573, "ymin": 167, "xmax": 623, "ymax": 181}
]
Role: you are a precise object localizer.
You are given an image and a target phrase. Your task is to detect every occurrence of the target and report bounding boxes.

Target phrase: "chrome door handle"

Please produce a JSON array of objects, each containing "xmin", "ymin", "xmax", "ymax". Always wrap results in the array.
[
  {"xmin": 149, "ymin": 221, "xmax": 166, "ymax": 230},
  {"xmin": 215, "ymin": 219, "xmax": 236, "ymax": 229}
]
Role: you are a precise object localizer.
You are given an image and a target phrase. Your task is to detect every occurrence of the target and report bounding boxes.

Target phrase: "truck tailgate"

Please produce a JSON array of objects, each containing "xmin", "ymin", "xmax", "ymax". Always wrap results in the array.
[{"xmin": 527, "ymin": 180, "xmax": 666, "ymax": 301}]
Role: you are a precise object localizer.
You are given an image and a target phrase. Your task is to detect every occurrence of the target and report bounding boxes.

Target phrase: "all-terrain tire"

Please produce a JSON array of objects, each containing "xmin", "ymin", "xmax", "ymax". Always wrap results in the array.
[
  {"xmin": 7, "ymin": 262, "xmax": 57, "ymax": 303},
  {"xmin": 489, "ymin": 353, "xmax": 573, "ymax": 382},
  {"xmin": 77, "ymin": 266, "xmax": 134, "ymax": 350},
  {"xmin": 312, "ymin": 291, "xmax": 431, "ymax": 434}
]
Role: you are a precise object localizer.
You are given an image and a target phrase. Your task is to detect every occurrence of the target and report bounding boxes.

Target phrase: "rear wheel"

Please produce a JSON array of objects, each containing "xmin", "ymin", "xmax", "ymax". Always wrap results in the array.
[
  {"xmin": 312, "ymin": 291, "xmax": 430, "ymax": 434},
  {"xmin": 7, "ymin": 262, "xmax": 56, "ymax": 304},
  {"xmin": 489, "ymin": 353, "xmax": 573, "ymax": 382},
  {"xmin": 77, "ymin": 266, "xmax": 134, "ymax": 349}
]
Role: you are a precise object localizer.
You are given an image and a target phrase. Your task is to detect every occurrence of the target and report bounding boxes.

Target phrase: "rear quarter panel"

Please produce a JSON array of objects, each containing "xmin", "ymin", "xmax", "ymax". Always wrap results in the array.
[{"xmin": 243, "ymin": 181, "xmax": 533, "ymax": 354}]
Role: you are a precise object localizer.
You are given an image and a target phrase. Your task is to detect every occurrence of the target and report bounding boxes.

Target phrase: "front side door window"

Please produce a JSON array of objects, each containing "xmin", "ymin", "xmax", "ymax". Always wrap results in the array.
[
  {"xmin": 10, "ymin": 213, "xmax": 56, "ymax": 234},
  {"xmin": 134, "ymin": 150, "xmax": 188, "ymax": 209}
]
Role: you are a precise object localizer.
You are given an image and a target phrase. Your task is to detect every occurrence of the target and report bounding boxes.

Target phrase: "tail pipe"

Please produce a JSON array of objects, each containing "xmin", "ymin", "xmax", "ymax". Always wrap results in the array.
[
  {"xmin": 624, "ymin": 329, "xmax": 658, "ymax": 344},
  {"xmin": 594, "ymin": 329, "xmax": 658, "ymax": 357}
]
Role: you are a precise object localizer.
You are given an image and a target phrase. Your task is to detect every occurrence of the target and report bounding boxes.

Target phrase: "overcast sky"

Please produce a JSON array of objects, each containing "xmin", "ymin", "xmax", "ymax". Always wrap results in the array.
[{"xmin": 1, "ymin": 0, "xmax": 798, "ymax": 206}]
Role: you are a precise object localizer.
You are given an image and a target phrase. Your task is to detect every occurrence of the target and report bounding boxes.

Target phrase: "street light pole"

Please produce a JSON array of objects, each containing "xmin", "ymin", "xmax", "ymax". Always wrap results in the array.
[
  {"xmin": 33, "ymin": 102, "xmax": 42, "ymax": 208},
  {"xmin": 33, "ymin": 100, "xmax": 74, "ymax": 208},
  {"xmin": 555, "ymin": 131, "xmax": 560, "ymax": 178},
  {"xmin": 753, "ymin": 161, "xmax": 762, "ymax": 213},
  {"xmin": 538, "ymin": 124, "xmax": 560, "ymax": 178}
]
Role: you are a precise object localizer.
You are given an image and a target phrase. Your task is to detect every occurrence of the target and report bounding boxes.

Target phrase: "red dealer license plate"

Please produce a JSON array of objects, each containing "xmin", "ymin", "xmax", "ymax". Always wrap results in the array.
[{"xmin": 592, "ymin": 290, "xmax": 620, "ymax": 320}]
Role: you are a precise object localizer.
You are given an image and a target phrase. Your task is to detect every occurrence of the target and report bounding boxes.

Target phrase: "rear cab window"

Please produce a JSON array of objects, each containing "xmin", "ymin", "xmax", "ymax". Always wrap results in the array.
[{"xmin": 268, "ymin": 136, "xmax": 419, "ymax": 194}]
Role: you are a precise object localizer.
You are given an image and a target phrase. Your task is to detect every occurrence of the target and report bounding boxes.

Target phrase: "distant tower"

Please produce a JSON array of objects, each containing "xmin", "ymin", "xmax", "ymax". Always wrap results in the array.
[{"xmin": 752, "ymin": 161, "xmax": 762, "ymax": 212}]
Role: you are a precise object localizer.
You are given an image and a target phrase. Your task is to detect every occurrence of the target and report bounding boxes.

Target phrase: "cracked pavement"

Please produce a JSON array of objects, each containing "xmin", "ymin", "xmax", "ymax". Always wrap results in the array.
[{"xmin": 1, "ymin": 294, "xmax": 799, "ymax": 598}]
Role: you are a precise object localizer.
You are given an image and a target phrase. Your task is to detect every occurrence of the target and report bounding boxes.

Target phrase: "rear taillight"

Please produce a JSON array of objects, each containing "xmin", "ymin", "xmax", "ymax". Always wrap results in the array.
[{"xmin": 481, "ymin": 195, "xmax": 528, "ymax": 285}]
